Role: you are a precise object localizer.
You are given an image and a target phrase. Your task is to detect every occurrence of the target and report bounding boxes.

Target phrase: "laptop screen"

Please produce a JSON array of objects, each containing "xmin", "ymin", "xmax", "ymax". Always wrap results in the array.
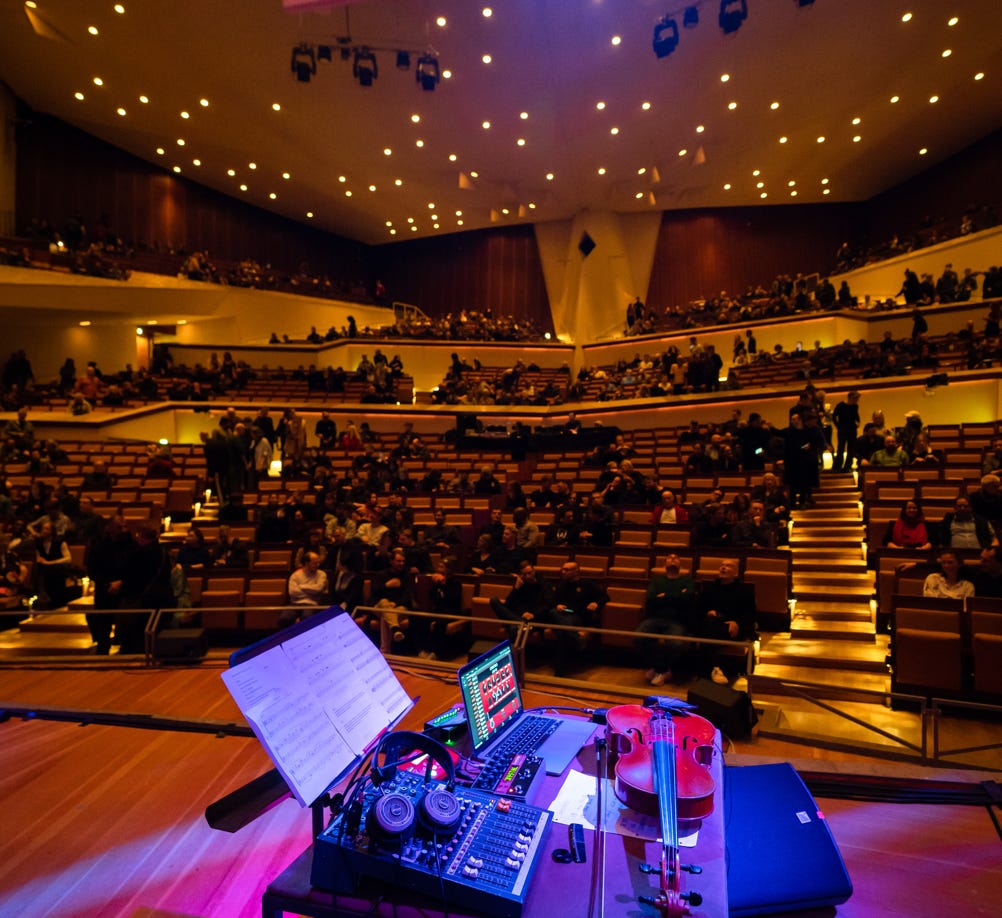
[{"xmin": 458, "ymin": 640, "xmax": 524, "ymax": 756}]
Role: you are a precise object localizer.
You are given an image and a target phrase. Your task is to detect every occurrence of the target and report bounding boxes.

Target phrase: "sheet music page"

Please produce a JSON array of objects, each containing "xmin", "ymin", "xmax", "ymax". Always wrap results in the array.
[
  {"xmin": 328, "ymin": 612, "xmax": 412, "ymax": 722},
  {"xmin": 221, "ymin": 644, "xmax": 355, "ymax": 806}
]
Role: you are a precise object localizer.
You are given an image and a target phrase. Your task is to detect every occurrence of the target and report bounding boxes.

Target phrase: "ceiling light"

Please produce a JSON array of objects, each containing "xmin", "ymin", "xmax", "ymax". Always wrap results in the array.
[
  {"xmin": 248, "ymin": 162, "xmax": 256, "ymax": 169},
  {"xmin": 394, "ymin": 178, "xmax": 402, "ymax": 186},
  {"xmin": 642, "ymin": 101, "xmax": 651, "ymax": 110},
  {"xmin": 269, "ymin": 192, "xmax": 277, "ymax": 200},
  {"xmin": 770, "ymin": 101, "xmax": 780, "ymax": 110},
  {"xmin": 282, "ymin": 172, "xmax": 290, "ymax": 180},
  {"xmin": 74, "ymin": 92, "xmax": 84, "ymax": 101},
  {"xmin": 389, "ymin": 229, "xmax": 396, "ymax": 235},
  {"xmin": 227, "ymin": 169, "xmax": 235, "ymax": 176},
  {"xmin": 941, "ymin": 49, "xmax": 952, "ymax": 58},
  {"xmin": 436, "ymin": 16, "xmax": 447, "ymax": 27},
  {"xmin": 610, "ymin": 127, "xmax": 619, "ymax": 135},
  {"xmin": 760, "ymin": 192, "xmax": 767, "ymax": 198},
  {"xmin": 696, "ymin": 124, "xmax": 705, "ymax": 133},
  {"xmin": 638, "ymin": 167, "xmax": 647, "ymax": 175},
  {"xmin": 752, "ymin": 170, "xmax": 760, "ymax": 176},
  {"xmin": 93, "ymin": 77, "xmax": 103, "ymax": 86},
  {"xmin": 345, "ymin": 190, "xmax": 352, "ymax": 197},
  {"xmin": 723, "ymin": 183, "xmax": 732, "ymax": 190},
  {"xmin": 192, "ymin": 159, "xmax": 201, "ymax": 166},
  {"xmin": 756, "ymin": 181, "xmax": 764, "ymax": 188},
  {"xmin": 369, "ymin": 184, "xmax": 376, "ymax": 192},
  {"xmin": 853, "ymin": 135, "xmax": 862, "ymax": 143},
  {"xmin": 428, "ymin": 202, "xmax": 436, "ymax": 209},
  {"xmin": 719, "ymin": 0, "xmax": 748, "ymax": 35},
  {"xmin": 456, "ymin": 210, "xmax": 463, "ymax": 216},
  {"xmin": 890, "ymin": 95, "xmax": 900, "ymax": 103},
  {"xmin": 652, "ymin": 16, "xmax": 679, "ymax": 58},
  {"xmin": 88, "ymin": 26, "xmax": 99, "ymax": 36},
  {"xmin": 728, "ymin": 101, "xmax": 737, "ymax": 110},
  {"xmin": 411, "ymin": 114, "xmax": 421, "ymax": 123},
  {"xmin": 929, "ymin": 95, "xmax": 939, "ymax": 103},
  {"xmin": 407, "ymin": 217, "xmax": 414, "ymax": 223},
  {"xmin": 156, "ymin": 147, "xmax": 165, "ymax": 155},
  {"xmin": 678, "ymin": 148, "xmax": 687, "ymax": 156},
  {"xmin": 821, "ymin": 178, "xmax": 829, "ymax": 184},
  {"xmin": 817, "ymin": 135, "xmax": 826, "ymax": 143},
  {"xmin": 383, "ymin": 148, "xmax": 392, "ymax": 156},
  {"xmin": 901, "ymin": 12, "xmax": 912, "ymax": 23},
  {"xmin": 919, "ymin": 147, "xmax": 928, "ymax": 155},
  {"xmin": 291, "ymin": 43, "xmax": 316, "ymax": 83},
  {"xmin": 598, "ymin": 167, "xmax": 606, "ymax": 175},
  {"xmin": 272, "ymin": 103, "xmax": 281, "ymax": 111},
  {"xmin": 240, "ymin": 184, "xmax": 247, "ymax": 191},
  {"xmin": 948, "ymin": 16, "xmax": 959, "ymax": 26},
  {"xmin": 779, "ymin": 136, "xmax": 788, "ymax": 143},
  {"xmin": 482, "ymin": 8, "xmax": 492, "ymax": 17},
  {"xmin": 416, "ymin": 139, "xmax": 424, "ymax": 147},
  {"xmin": 114, "ymin": 4, "xmax": 125, "ymax": 12},
  {"xmin": 79, "ymin": 321, "xmax": 91, "ymax": 327},
  {"xmin": 520, "ymin": 111, "xmax": 529, "ymax": 120},
  {"xmin": 470, "ymin": 171, "xmax": 479, "ymax": 177},
  {"xmin": 720, "ymin": 73, "xmax": 730, "ymax": 82},
  {"xmin": 139, "ymin": 95, "xmax": 149, "ymax": 104},
  {"xmin": 338, "ymin": 175, "xmax": 346, "ymax": 182},
  {"xmin": 176, "ymin": 138, "xmax": 185, "ymax": 146},
  {"xmin": 449, "ymin": 153, "xmax": 457, "ymax": 161},
  {"xmin": 790, "ymin": 190, "xmax": 798, "ymax": 197},
  {"xmin": 596, "ymin": 101, "xmax": 606, "ymax": 110},
  {"xmin": 353, "ymin": 47, "xmax": 378, "ymax": 86},
  {"xmin": 482, "ymin": 54, "xmax": 492, "ymax": 64},
  {"xmin": 442, "ymin": 69, "xmax": 452, "ymax": 79},
  {"xmin": 611, "ymin": 35, "xmax": 622, "ymax": 46},
  {"xmin": 482, "ymin": 120, "xmax": 491, "ymax": 129},
  {"xmin": 418, "ymin": 54, "xmax": 442, "ymax": 90},
  {"xmin": 788, "ymin": 180, "xmax": 796, "ymax": 186},
  {"xmin": 823, "ymin": 188, "xmax": 830, "ymax": 195},
  {"xmin": 974, "ymin": 72, "xmax": 984, "ymax": 81},
  {"xmin": 546, "ymin": 173, "xmax": 554, "ymax": 181},
  {"xmin": 516, "ymin": 138, "xmax": 526, "ymax": 146},
  {"xmin": 852, "ymin": 117, "xmax": 861, "ymax": 125},
  {"xmin": 200, "ymin": 98, "xmax": 209, "ymax": 107},
  {"xmin": 180, "ymin": 111, "xmax": 189, "ymax": 119},
  {"xmin": 635, "ymin": 192, "xmax": 644, "ymax": 200},
  {"xmin": 683, "ymin": 6, "xmax": 699, "ymax": 28}
]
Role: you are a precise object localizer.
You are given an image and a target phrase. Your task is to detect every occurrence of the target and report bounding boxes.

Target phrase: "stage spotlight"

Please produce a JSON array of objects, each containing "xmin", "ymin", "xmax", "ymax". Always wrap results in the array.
[
  {"xmin": 652, "ymin": 16, "xmax": 679, "ymax": 58},
  {"xmin": 291, "ymin": 43, "xmax": 316, "ymax": 83},
  {"xmin": 353, "ymin": 47, "xmax": 378, "ymax": 86},
  {"xmin": 317, "ymin": 44, "xmax": 332, "ymax": 62},
  {"xmin": 396, "ymin": 50, "xmax": 411, "ymax": 70},
  {"xmin": 683, "ymin": 6, "xmax": 699, "ymax": 27},
  {"xmin": 416, "ymin": 54, "xmax": 440, "ymax": 91},
  {"xmin": 719, "ymin": 0, "xmax": 748, "ymax": 34}
]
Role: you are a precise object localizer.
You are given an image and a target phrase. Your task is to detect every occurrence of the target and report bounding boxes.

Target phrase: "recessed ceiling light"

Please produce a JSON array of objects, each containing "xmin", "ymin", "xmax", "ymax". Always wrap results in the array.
[
  {"xmin": 823, "ymin": 188, "xmax": 831, "ymax": 195},
  {"xmin": 728, "ymin": 101, "xmax": 737, "ymax": 110},
  {"xmin": 385, "ymin": 221, "xmax": 393, "ymax": 227},
  {"xmin": 431, "ymin": 214, "xmax": 438, "ymax": 220},
  {"xmin": 974, "ymin": 72, "xmax": 985, "ymax": 81},
  {"xmin": 929, "ymin": 95, "xmax": 939, "ymax": 103},
  {"xmin": 901, "ymin": 12, "xmax": 912, "ymax": 23},
  {"xmin": 410, "ymin": 114, "xmax": 421, "ymax": 124},
  {"xmin": 306, "ymin": 212, "xmax": 314, "ymax": 218},
  {"xmin": 791, "ymin": 191, "xmax": 798, "ymax": 197},
  {"xmin": 817, "ymin": 136, "xmax": 826, "ymax": 143},
  {"xmin": 610, "ymin": 126, "xmax": 619, "ymax": 135},
  {"xmin": 756, "ymin": 181, "xmax": 764, "ymax": 188},
  {"xmin": 821, "ymin": 178, "xmax": 829, "ymax": 185},
  {"xmin": 770, "ymin": 101, "xmax": 780, "ymax": 110},
  {"xmin": 634, "ymin": 192, "xmax": 644, "ymax": 200},
  {"xmin": 345, "ymin": 190, "xmax": 352, "ymax": 197},
  {"xmin": 394, "ymin": 178, "xmax": 402, "ymax": 186},
  {"xmin": 516, "ymin": 138, "xmax": 526, "ymax": 146},
  {"xmin": 173, "ymin": 166, "xmax": 181, "ymax": 173},
  {"xmin": 482, "ymin": 8, "xmax": 492, "ymax": 18},
  {"xmin": 428, "ymin": 202, "xmax": 436, "ymax": 209},
  {"xmin": 482, "ymin": 54, "xmax": 492, "ymax": 64},
  {"xmin": 852, "ymin": 117, "xmax": 861, "ymax": 125},
  {"xmin": 448, "ymin": 153, "xmax": 457, "ymax": 161},
  {"xmin": 436, "ymin": 16, "xmax": 447, "ymax": 27},
  {"xmin": 383, "ymin": 148, "xmax": 392, "ymax": 156},
  {"xmin": 723, "ymin": 183, "xmax": 732, "ymax": 190},
  {"xmin": 528, "ymin": 203, "xmax": 536, "ymax": 209},
  {"xmin": 948, "ymin": 16, "xmax": 958, "ymax": 26},
  {"xmin": 456, "ymin": 210, "xmax": 463, "ymax": 216},
  {"xmin": 520, "ymin": 111, "xmax": 529, "ymax": 120},
  {"xmin": 156, "ymin": 147, "xmax": 165, "ymax": 155},
  {"xmin": 338, "ymin": 175, "xmax": 346, "ymax": 183},
  {"xmin": 545, "ymin": 172, "xmax": 554, "ymax": 181},
  {"xmin": 853, "ymin": 135, "xmax": 862, "ymax": 143},
  {"xmin": 410, "ymin": 226, "xmax": 417, "ymax": 232},
  {"xmin": 369, "ymin": 184, "xmax": 377, "ymax": 192},
  {"xmin": 611, "ymin": 35, "xmax": 622, "ymax": 46},
  {"xmin": 114, "ymin": 4, "xmax": 125, "ymax": 13},
  {"xmin": 752, "ymin": 169, "xmax": 761, "ymax": 176},
  {"xmin": 942, "ymin": 49, "xmax": 952, "ymax": 58},
  {"xmin": 227, "ymin": 169, "xmax": 235, "ymax": 176},
  {"xmin": 501, "ymin": 208, "xmax": 509, "ymax": 214},
  {"xmin": 788, "ymin": 180, "xmax": 796, "ymax": 187},
  {"xmin": 93, "ymin": 77, "xmax": 103, "ymax": 86},
  {"xmin": 79, "ymin": 321, "xmax": 91, "ymax": 327},
  {"xmin": 192, "ymin": 159, "xmax": 201, "ymax": 166},
  {"xmin": 139, "ymin": 95, "xmax": 149, "ymax": 104},
  {"xmin": 641, "ymin": 101, "xmax": 651, "ymax": 111},
  {"xmin": 180, "ymin": 111, "xmax": 189, "ymax": 119},
  {"xmin": 696, "ymin": 125, "xmax": 705, "ymax": 133},
  {"xmin": 443, "ymin": 70, "xmax": 452, "ymax": 79},
  {"xmin": 88, "ymin": 25, "xmax": 99, "ymax": 36},
  {"xmin": 200, "ymin": 98, "xmax": 209, "ymax": 107},
  {"xmin": 678, "ymin": 148, "xmax": 687, "ymax": 157},
  {"xmin": 890, "ymin": 95, "xmax": 900, "ymax": 103},
  {"xmin": 282, "ymin": 172, "xmax": 290, "ymax": 180},
  {"xmin": 919, "ymin": 147, "xmax": 928, "ymax": 155},
  {"xmin": 240, "ymin": 183, "xmax": 247, "ymax": 191},
  {"xmin": 470, "ymin": 171, "xmax": 479, "ymax": 178},
  {"xmin": 416, "ymin": 139, "xmax": 424, "ymax": 147},
  {"xmin": 760, "ymin": 192, "xmax": 767, "ymax": 199},
  {"xmin": 720, "ymin": 73, "xmax": 730, "ymax": 82},
  {"xmin": 272, "ymin": 103, "xmax": 281, "ymax": 111},
  {"xmin": 433, "ymin": 223, "xmax": 440, "ymax": 229},
  {"xmin": 407, "ymin": 217, "xmax": 415, "ymax": 224},
  {"xmin": 269, "ymin": 192, "xmax": 277, "ymax": 200},
  {"xmin": 597, "ymin": 167, "xmax": 606, "ymax": 175},
  {"xmin": 637, "ymin": 167, "xmax": 646, "ymax": 175},
  {"xmin": 779, "ymin": 136, "xmax": 788, "ymax": 144},
  {"xmin": 248, "ymin": 162, "xmax": 256, "ymax": 169},
  {"xmin": 389, "ymin": 228, "xmax": 396, "ymax": 235},
  {"xmin": 596, "ymin": 101, "xmax": 606, "ymax": 110},
  {"xmin": 482, "ymin": 120, "xmax": 491, "ymax": 129},
  {"xmin": 176, "ymin": 138, "xmax": 185, "ymax": 146},
  {"xmin": 74, "ymin": 92, "xmax": 84, "ymax": 101}
]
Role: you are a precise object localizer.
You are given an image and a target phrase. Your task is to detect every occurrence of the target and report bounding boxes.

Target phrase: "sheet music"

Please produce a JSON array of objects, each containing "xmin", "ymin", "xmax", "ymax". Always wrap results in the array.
[{"xmin": 221, "ymin": 612, "xmax": 413, "ymax": 806}]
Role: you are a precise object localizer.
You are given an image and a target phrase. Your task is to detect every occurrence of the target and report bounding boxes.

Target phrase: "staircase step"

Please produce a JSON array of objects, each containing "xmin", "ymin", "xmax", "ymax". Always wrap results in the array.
[
  {"xmin": 790, "ymin": 617, "xmax": 875, "ymax": 641},
  {"xmin": 749, "ymin": 664, "xmax": 890, "ymax": 697},
  {"xmin": 793, "ymin": 559, "xmax": 868, "ymax": 573},
  {"xmin": 17, "ymin": 613, "xmax": 91, "ymax": 634},
  {"xmin": 758, "ymin": 634, "xmax": 888, "ymax": 673},
  {"xmin": 791, "ymin": 510, "xmax": 861, "ymax": 523},
  {"xmin": 792, "ymin": 602, "xmax": 873, "ymax": 622}
]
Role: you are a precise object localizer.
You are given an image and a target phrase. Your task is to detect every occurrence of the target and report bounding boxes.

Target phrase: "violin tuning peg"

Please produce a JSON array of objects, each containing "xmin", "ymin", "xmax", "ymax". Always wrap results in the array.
[
  {"xmin": 638, "ymin": 862, "xmax": 656, "ymax": 874},
  {"xmin": 681, "ymin": 891, "xmax": 703, "ymax": 907},
  {"xmin": 681, "ymin": 863, "xmax": 703, "ymax": 875}
]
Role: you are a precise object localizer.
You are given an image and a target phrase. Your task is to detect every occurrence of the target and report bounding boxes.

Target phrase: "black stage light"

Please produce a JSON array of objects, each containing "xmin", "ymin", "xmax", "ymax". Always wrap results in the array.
[
  {"xmin": 396, "ymin": 50, "xmax": 411, "ymax": 70},
  {"xmin": 719, "ymin": 0, "xmax": 748, "ymax": 34},
  {"xmin": 317, "ymin": 44, "xmax": 332, "ymax": 62},
  {"xmin": 415, "ymin": 54, "xmax": 440, "ymax": 91},
  {"xmin": 291, "ymin": 43, "xmax": 316, "ymax": 83},
  {"xmin": 652, "ymin": 16, "xmax": 679, "ymax": 59},
  {"xmin": 353, "ymin": 47, "xmax": 378, "ymax": 86},
  {"xmin": 683, "ymin": 6, "xmax": 700, "ymax": 27}
]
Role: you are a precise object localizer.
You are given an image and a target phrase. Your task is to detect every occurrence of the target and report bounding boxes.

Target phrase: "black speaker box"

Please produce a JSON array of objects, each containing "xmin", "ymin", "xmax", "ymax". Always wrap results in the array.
[
  {"xmin": 688, "ymin": 678, "xmax": 758, "ymax": 740},
  {"xmin": 155, "ymin": 628, "xmax": 208, "ymax": 662}
]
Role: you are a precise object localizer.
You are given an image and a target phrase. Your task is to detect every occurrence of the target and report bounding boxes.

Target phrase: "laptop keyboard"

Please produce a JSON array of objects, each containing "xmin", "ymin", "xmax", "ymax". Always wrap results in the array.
[{"xmin": 492, "ymin": 715, "xmax": 559, "ymax": 758}]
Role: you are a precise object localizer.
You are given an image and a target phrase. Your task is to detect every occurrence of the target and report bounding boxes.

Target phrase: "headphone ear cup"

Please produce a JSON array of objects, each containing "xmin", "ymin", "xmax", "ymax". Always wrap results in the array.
[
  {"xmin": 368, "ymin": 792, "xmax": 415, "ymax": 842},
  {"xmin": 418, "ymin": 787, "xmax": 462, "ymax": 835},
  {"xmin": 372, "ymin": 730, "xmax": 456, "ymax": 790}
]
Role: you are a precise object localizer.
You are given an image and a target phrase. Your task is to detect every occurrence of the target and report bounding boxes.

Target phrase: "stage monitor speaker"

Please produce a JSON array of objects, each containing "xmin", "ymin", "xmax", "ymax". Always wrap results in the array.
[
  {"xmin": 155, "ymin": 628, "xmax": 208, "ymax": 662},
  {"xmin": 688, "ymin": 678, "xmax": 758, "ymax": 740}
]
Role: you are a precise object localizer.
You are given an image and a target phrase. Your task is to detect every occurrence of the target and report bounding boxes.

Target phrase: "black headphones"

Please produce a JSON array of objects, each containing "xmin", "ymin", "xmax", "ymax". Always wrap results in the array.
[{"xmin": 368, "ymin": 731, "xmax": 461, "ymax": 841}]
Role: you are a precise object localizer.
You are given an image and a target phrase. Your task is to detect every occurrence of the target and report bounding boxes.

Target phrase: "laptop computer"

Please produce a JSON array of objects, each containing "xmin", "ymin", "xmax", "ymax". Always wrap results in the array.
[
  {"xmin": 725, "ymin": 762, "xmax": 853, "ymax": 916},
  {"xmin": 457, "ymin": 640, "xmax": 597, "ymax": 775}
]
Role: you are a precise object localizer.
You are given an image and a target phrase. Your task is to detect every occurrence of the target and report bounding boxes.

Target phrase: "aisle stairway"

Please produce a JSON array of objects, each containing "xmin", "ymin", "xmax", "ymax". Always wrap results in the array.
[{"xmin": 750, "ymin": 472, "xmax": 890, "ymax": 699}]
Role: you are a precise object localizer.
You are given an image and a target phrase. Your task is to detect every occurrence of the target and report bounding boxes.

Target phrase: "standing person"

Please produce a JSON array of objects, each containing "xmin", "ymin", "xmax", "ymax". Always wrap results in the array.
[
  {"xmin": 783, "ymin": 412, "xmax": 824, "ymax": 508},
  {"xmin": 117, "ymin": 525, "xmax": 174, "ymax": 654},
  {"xmin": 832, "ymin": 391, "xmax": 861, "ymax": 472},
  {"xmin": 249, "ymin": 425, "xmax": 273, "ymax": 487},
  {"xmin": 635, "ymin": 553, "xmax": 696, "ymax": 686}
]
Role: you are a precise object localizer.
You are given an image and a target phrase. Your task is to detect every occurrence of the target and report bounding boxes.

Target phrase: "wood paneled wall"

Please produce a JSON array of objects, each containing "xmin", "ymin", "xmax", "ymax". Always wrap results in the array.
[
  {"xmin": 646, "ymin": 203, "xmax": 861, "ymax": 311},
  {"xmin": 14, "ymin": 109, "xmax": 369, "ymax": 284},
  {"xmin": 372, "ymin": 225, "xmax": 553, "ymax": 333}
]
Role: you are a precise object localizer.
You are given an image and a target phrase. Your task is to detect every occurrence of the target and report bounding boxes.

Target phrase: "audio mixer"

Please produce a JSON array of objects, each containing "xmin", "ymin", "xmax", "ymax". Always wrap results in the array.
[{"xmin": 312, "ymin": 769, "xmax": 552, "ymax": 918}]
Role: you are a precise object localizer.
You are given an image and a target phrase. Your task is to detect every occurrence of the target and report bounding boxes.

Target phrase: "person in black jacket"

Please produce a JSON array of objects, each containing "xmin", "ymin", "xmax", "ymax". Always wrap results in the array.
[
  {"xmin": 117, "ymin": 525, "xmax": 174, "ymax": 654},
  {"xmin": 545, "ymin": 561, "xmax": 608, "ymax": 677},
  {"xmin": 412, "ymin": 560, "xmax": 464, "ymax": 660},
  {"xmin": 693, "ymin": 558, "xmax": 756, "ymax": 685},
  {"xmin": 85, "ymin": 514, "xmax": 135, "ymax": 654}
]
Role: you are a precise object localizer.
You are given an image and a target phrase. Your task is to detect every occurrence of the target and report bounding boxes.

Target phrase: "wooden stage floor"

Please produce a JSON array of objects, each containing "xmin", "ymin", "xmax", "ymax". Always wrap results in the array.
[{"xmin": 0, "ymin": 661, "xmax": 999, "ymax": 918}]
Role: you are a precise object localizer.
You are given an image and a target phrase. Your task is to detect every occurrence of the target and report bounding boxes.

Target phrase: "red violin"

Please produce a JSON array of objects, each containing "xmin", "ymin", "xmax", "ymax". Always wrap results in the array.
[{"xmin": 606, "ymin": 699, "xmax": 717, "ymax": 917}]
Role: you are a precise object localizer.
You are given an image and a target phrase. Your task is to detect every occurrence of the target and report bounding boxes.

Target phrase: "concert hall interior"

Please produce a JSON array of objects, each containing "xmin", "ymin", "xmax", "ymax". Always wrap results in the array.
[{"xmin": 1, "ymin": 1, "xmax": 1001, "ymax": 917}]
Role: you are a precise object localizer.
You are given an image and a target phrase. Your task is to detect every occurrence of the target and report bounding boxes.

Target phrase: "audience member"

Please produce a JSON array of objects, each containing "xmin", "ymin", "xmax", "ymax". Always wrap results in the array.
[
  {"xmin": 923, "ymin": 550, "xmax": 975, "ymax": 600},
  {"xmin": 635, "ymin": 553, "xmax": 696, "ymax": 686}
]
